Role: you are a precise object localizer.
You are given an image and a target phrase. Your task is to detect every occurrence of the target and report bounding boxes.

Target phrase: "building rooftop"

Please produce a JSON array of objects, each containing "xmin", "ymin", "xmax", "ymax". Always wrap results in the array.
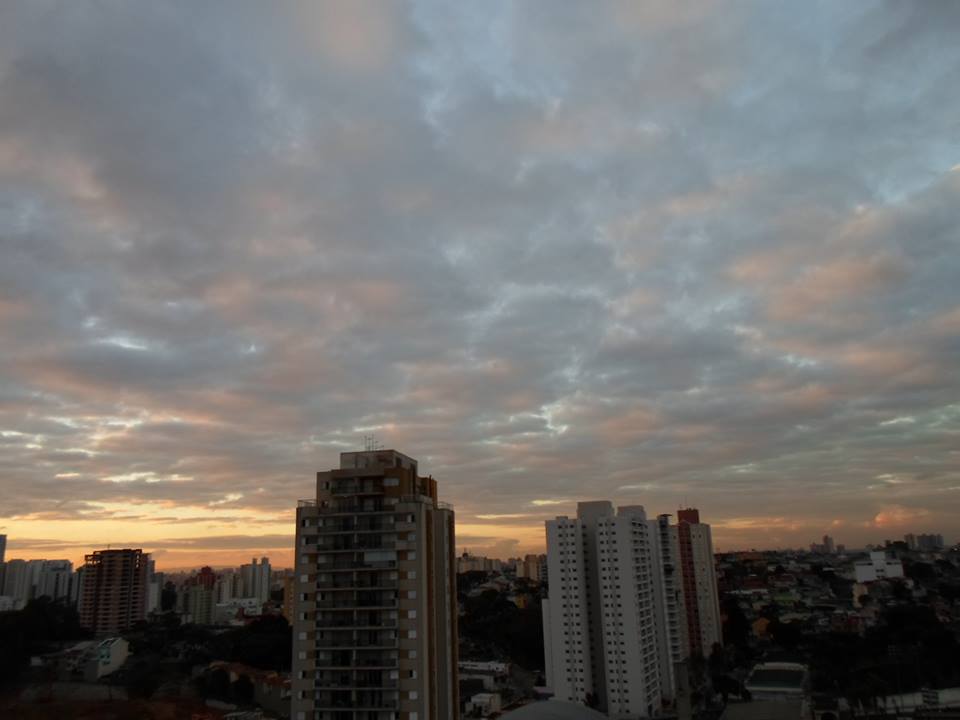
[
  {"xmin": 503, "ymin": 700, "xmax": 608, "ymax": 719},
  {"xmin": 722, "ymin": 700, "xmax": 804, "ymax": 720},
  {"xmin": 748, "ymin": 668, "xmax": 806, "ymax": 688}
]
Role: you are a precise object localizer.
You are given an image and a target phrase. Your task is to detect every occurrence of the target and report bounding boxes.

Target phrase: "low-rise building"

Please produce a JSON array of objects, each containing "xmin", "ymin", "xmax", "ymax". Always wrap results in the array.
[
  {"xmin": 744, "ymin": 662, "xmax": 809, "ymax": 702},
  {"xmin": 854, "ymin": 552, "xmax": 904, "ymax": 583},
  {"xmin": 466, "ymin": 692, "xmax": 502, "ymax": 717}
]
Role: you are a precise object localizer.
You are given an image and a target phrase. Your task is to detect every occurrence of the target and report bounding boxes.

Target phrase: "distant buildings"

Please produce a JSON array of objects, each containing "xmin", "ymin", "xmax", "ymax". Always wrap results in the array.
[
  {"xmin": 458, "ymin": 552, "xmax": 503, "ymax": 574},
  {"xmin": 516, "ymin": 554, "xmax": 547, "ymax": 583},
  {"xmin": 240, "ymin": 557, "xmax": 272, "ymax": 603},
  {"xmin": 292, "ymin": 449, "xmax": 458, "ymax": 720},
  {"xmin": 854, "ymin": 551, "xmax": 904, "ymax": 583},
  {"xmin": 177, "ymin": 583, "xmax": 216, "ymax": 625},
  {"xmin": 916, "ymin": 533, "xmax": 945, "ymax": 551},
  {"xmin": 0, "ymin": 533, "xmax": 5, "ymax": 563},
  {"xmin": 0, "ymin": 558, "xmax": 75, "ymax": 610},
  {"xmin": 809, "ymin": 535, "xmax": 836, "ymax": 554},
  {"xmin": 79, "ymin": 548, "xmax": 148, "ymax": 635}
]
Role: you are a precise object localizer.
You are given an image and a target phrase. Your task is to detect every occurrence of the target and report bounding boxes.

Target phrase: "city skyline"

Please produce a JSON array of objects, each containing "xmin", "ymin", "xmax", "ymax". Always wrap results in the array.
[{"xmin": 3, "ymin": 2, "xmax": 960, "ymax": 568}]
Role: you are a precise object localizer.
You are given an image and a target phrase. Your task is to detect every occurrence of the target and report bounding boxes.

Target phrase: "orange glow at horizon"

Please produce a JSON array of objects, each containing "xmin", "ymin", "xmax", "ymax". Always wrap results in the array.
[{"xmin": 3, "ymin": 509, "xmax": 931, "ymax": 571}]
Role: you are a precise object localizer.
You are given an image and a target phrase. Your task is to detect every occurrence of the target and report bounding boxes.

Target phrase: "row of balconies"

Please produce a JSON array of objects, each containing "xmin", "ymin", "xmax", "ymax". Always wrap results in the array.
[
  {"xmin": 315, "ymin": 539, "xmax": 398, "ymax": 553},
  {"xmin": 316, "ymin": 559, "xmax": 397, "ymax": 571},
  {"xmin": 330, "ymin": 479, "xmax": 387, "ymax": 495},
  {"xmin": 316, "ymin": 617, "xmax": 398, "ymax": 630},
  {"xmin": 315, "ymin": 650, "xmax": 399, "ymax": 670},
  {"xmin": 316, "ymin": 597, "xmax": 398, "ymax": 610},
  {"xmin": 317, "ymin": 518, "xmax": 397, "ymax": 533},
  {"xmin": 313, "ymin": 689, "xmax": 399, "ymax": 710}
]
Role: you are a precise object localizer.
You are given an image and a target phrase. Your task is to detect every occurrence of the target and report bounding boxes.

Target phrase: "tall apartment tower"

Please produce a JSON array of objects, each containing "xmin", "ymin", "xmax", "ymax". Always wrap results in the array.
[
  {"xmin": 543, "ymin": 502, "xmax": 679, "ymax": 719},
  {"xmin": 653, "ymin": 514, "xmax": 689, "ymax": 696},
  {"xmin": 292, "ymin": 450, "xmax": 458, "ymax": 720},
  {"xmin": 241, "ymin": 557, "xmax": 272, "ymax": 602},
  {"xmin": 79, "ymin": 549, "xmax": 148, "ymax": 635},
  {"xmin": 0, "ymin": 533, "xmax": 6, "ymax": 563},
  {"xmin": 674, "ymin": 509, "xmax": 721, "ymax": 657}
]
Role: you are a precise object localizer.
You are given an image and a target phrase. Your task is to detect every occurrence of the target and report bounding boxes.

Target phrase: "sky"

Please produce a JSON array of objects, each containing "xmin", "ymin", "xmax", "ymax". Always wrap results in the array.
[{"xmin": 1, "ymin": 1, "xmax": 958, "ymax": 570}]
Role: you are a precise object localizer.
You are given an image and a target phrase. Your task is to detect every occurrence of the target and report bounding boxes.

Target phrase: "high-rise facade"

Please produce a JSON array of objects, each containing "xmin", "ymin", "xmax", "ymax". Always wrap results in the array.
[
  {"xmin": 0, "ymin": 534, "xmax": 6, "ymax": 563},
  {"xmin": 2, "ymin": 559, "xmax": 31, "ymax": 607},
  {"xmin": 652, "ymin": 514, "xmax": 688, "ymax": 698},
  {"xmin": 36, "ymin": 559, "xmax": 74, "ymax": 600},
  {"xmin": 241, "ymin": 557, "xmax": 272, "ymax": 602},
  {"xmin": 292, "ymin": 449, "xmax": 458, "ymax": 720},
  {"xmin": 674, "ymin": 509, "xmax": 721, "ymax": 657},
  {"xmin": 543, "ymin": 502, "xmax": 681, "ymax": 718},
  {"xmin": 79, "ymin": 549, "xmax": 148, "ymax": 635}
]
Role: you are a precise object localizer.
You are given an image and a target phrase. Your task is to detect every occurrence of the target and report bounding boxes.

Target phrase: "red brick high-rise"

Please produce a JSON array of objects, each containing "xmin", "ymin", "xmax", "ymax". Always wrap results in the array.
[
  {"xmin": 675, "ymin": 508, "xmax": 722, "ymax": 657},
  {"xmin": 79, "ymin": 548, "xmax": 148, "ymax": 635}
]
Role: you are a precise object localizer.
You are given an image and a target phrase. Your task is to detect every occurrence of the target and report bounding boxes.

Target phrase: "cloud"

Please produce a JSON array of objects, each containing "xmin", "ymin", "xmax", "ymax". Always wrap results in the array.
[
  {"xmin": 872, "ymin": 505, "xmax": 931, "ymax": 529},
  {"xmin": 0, "ymin": 1, "xmax": 958, "ymax": 563}
]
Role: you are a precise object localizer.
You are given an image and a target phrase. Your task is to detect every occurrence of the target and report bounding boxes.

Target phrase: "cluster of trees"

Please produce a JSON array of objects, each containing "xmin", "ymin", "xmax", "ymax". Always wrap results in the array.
[
  {"xmin": 126, "ymin": 613, "xmax": 292, "ymax": 672},
  {"xmin": 724, "ymin": 592, "xmax": 960, "ymax": 704},
  {"xmin": 0, "ymin": 598, "xmax": 90, "ymax": 685},
  {"xmin": 458, "ymin": 582, "xmax": 545, "ymax": 670},
  {"xmin": 121, "ymin": 613, "xmax": 292, "ymax": 700},
  {"xmin": 194, "ymin": 667, "xmax": 255, "ymax": 705},
  {"xmin": 810, "ymin": 605, "xmax": 960, "ymax": 699}
]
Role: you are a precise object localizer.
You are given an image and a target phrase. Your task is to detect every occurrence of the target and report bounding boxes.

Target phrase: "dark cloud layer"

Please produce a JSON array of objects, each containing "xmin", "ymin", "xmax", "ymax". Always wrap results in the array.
[{"xmin": 1, "ymin": 1, "xmax": 958, "ymax": 559}]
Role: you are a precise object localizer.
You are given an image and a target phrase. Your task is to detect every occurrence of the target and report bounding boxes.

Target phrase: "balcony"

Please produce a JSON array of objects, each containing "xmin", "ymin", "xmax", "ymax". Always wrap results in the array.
[
  {"xmin": 317, "ymin": 560, "xmax": 397, "ymax": 572},
  {"xmin": 315, "ymin": 690, "xmax": 399, "ymax": 711}
]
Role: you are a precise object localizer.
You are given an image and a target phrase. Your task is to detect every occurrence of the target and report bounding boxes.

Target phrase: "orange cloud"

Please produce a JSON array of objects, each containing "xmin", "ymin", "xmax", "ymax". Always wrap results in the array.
[{"xmin": 872, "ymin": 505, "xmax": 930, "ymax": 529}]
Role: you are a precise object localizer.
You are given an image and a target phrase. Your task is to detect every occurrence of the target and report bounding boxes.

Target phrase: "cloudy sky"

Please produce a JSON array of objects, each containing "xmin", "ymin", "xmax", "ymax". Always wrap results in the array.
[{"xmin": 1, "ymin": 1, "xmax": 958, "ymax": 569}]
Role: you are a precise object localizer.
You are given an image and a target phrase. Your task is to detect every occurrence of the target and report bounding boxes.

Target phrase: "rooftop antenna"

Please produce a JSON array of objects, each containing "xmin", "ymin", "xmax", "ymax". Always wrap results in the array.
[{"xmin": 362, "ymin": 434, "xmax": 384, "ymax": 452}]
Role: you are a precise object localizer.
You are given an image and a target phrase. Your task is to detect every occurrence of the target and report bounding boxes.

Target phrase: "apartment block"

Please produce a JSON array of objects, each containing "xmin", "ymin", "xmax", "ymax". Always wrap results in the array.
[
  {"xmin": 79, "ymin": 549, "xmax": 148, "ymax": 635},
  {"xmin": 674, "ymin": 509, "xmax": 722, "ymax": 657},
  {"xmin": 292, "ymin": 449, "xmax": 458, "ymax": 720},
  {"xmin": 241, "ymin": 557, "xmax": 272, "ymax": 603},
  {"xmin": 652, "ymin": 514, "xmax": 688, "ymax": 698},
  {"xmin": 543, "ymin": 502, "xmax": 679, "ymax": 719}
]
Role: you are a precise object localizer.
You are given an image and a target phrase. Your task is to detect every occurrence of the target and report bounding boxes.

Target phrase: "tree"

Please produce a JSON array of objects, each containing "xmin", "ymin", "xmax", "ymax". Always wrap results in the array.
[
  {"xmin": 768, "ymin": 619, "xmax": 802, "ymax": 650},
  {"xmin": 0, "ymin": 598, "xmax": 89, "ymax": 685},
  {"xmin": 233, "ymin": 674, "xmax": 255, "ymax": 704},
  {"xmin": 125, "ymin": 657, "xmax": 161, "ymax": 699},
  {"xmin": 199, "ymin": 667, "xmax": 231, "ymax": 701},
  {"xmin": 721, "ymin": 597, "xmax": 750, "ymax": 649}
]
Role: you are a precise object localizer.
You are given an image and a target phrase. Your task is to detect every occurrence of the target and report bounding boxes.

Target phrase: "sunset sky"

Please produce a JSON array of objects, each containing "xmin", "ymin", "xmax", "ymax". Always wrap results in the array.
[{"xmin": 1, "ymin": 2, "xmax": 958, "ymax": 570}]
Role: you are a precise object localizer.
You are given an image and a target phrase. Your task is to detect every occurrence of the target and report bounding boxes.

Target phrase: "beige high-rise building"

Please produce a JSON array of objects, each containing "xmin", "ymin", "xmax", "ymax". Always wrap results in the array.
[{"xmin": 292, "ymin": 449, "xmax": 458, "ymax": 720}]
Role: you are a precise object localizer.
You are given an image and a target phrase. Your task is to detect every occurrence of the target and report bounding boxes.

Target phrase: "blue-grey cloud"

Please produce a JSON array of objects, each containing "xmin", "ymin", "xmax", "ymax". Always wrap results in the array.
[{"xmin": 0, "ymin": 0, "xmax": 958, "ymax": 553}]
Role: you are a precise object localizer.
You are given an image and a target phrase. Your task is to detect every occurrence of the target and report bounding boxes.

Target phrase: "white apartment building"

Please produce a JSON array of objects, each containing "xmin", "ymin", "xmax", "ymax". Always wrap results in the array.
[
  {"xmin": 240, "ymin": 557, "xmax": 272, "ymax": 603},
  {"xmin": 854, "ymin": 551, "xmax": 904, "ymax": 583},
  {"xmin": 543, "ymin": 501, "xmax": 685, "ymax": 719}
]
